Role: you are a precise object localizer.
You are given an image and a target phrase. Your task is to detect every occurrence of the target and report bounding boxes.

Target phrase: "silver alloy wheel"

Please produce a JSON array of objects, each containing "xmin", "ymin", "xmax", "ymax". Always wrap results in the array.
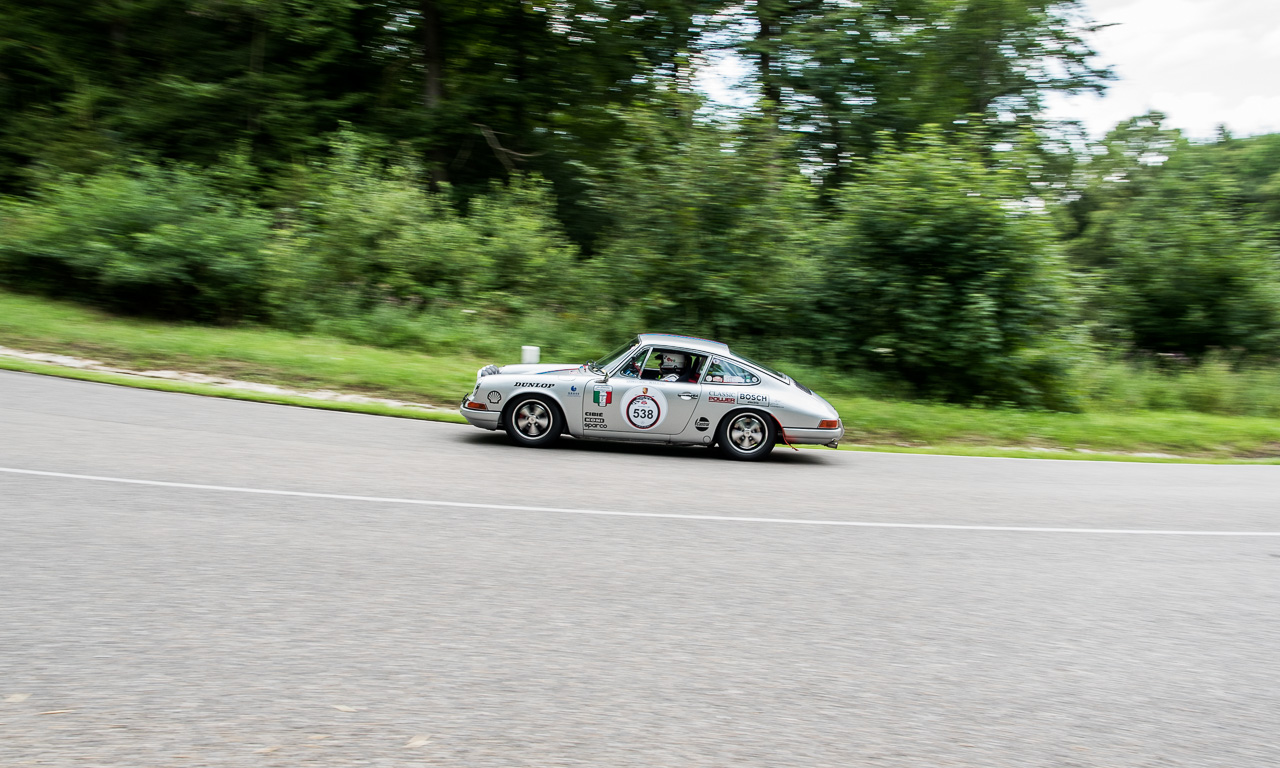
[
  {"xmin": 728, "ymin": 413, "xmax": 766, "ymax": 452},
  {"xmin": 514, "ymin": 400, "xmax": 551, "ymax": 438}
]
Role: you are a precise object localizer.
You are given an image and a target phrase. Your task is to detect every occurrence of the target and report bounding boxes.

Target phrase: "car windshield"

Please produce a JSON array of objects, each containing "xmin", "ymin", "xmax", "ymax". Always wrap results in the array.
[
  {"xmin": 592, "ymin": 338, "xmax": 639, "ymax": 371},
  {"xmin": 732, "ymin": 353, "xmax": 788, "ymax": 382}
]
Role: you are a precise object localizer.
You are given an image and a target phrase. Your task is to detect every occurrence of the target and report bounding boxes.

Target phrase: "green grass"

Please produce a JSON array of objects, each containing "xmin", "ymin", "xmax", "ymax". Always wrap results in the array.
[
  {"xmin": 819, "ymin": 443, "xmax": 1280, "ymax": 464},
  {"xmin": 824, "ymin": 395, "xmax": 1280, "ymax": 459},
  {"xmin": 0, "ymin": 290, "xmax": 483, "ymax": 405},
  {"xmin": 0, "ymin": 356, "xmax": 468, "ymax": 424},
  {"xmin": 3, "ymin": 289, "xmax": 1280, "ymax": 462}
]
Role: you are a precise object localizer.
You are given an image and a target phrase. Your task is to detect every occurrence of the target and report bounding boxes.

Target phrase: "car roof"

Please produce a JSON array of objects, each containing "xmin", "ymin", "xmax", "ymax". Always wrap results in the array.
[{"xmin": 636, "ymin": 333, "xmax": 732, "ymax": 356}]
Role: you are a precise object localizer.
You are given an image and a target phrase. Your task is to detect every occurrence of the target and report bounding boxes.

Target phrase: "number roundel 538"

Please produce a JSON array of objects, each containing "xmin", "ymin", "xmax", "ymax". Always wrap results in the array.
[{"xmin": 620, "ymin": 386, "xmax": 668, "ymax": 430}]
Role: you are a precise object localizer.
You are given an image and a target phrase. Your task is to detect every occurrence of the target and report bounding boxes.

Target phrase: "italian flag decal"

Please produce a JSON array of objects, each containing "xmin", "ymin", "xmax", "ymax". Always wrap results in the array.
[{"xmin": 593, "ymin": 385, "xmax": 613, "ymax": 406}]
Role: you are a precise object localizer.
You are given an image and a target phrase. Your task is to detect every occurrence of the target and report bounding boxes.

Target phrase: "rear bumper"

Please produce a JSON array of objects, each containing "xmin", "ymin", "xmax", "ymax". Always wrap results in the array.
[
  {"xmin": 460, "ymin": 397, "xmax": 502, "ymax": 430},
  {"xmin": 781, "ymin": 426, "xmax": 844, "ymax": 447}
]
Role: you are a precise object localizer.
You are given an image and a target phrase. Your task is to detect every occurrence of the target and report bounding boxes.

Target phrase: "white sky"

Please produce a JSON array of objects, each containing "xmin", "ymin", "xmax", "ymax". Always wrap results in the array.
[
  {"xmin": 698, "ymin": 0, "xmax": 1280, "ymax": 140},
  {"xmin": 1046, "ymin": 0, "xmax": 1280, "ymax": 139}
]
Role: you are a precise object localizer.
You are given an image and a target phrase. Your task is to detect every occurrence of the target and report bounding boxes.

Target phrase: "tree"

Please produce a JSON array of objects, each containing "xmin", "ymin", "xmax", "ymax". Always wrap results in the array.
[
  {"xmin": 1068, "ymin": 115, "xmax": 1280, "ymax": 357},
  {"xmin": 823, "ymin": 130, "xmax": 1072, "ymax": 404},
  {"xmin": 590, "ymin": 102, "xmax": 822, "ymax": 343},
  {"xmin": 719, "ymin": 0, "xmax": 1112, "ymax": 190},
  {"xmin": 0, "ymin": 162, "xmax": 272, "ymax": 321}
]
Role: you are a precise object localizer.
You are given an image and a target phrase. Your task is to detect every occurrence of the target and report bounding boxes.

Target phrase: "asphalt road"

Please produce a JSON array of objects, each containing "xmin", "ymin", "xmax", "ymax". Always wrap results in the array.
[{"xmin": 2, "ymin": 369, "xmax": 1279, "ymax": 767}]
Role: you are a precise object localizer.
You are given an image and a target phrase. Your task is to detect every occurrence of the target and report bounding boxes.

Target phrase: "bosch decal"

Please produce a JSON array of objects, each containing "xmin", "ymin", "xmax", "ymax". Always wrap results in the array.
[{"xmin": 737, "ymin": 392, "xmax": 769, "ymax": 407}]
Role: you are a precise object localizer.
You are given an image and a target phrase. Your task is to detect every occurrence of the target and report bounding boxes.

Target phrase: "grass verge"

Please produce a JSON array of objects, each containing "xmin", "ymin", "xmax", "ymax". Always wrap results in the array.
[
  {"xmin": 3, "ymin": 290, "xmax": 1280, "ymax": 462},
  {"xmin": 0, "ymin": 356, "xmax": 468, "ymax": 424}
]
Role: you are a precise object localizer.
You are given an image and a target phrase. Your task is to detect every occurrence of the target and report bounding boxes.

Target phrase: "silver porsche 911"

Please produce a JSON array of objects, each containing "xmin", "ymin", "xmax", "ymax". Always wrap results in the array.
[{"xmin": 460, "ymin": 334, "xmax": 843, "ymax": 460}]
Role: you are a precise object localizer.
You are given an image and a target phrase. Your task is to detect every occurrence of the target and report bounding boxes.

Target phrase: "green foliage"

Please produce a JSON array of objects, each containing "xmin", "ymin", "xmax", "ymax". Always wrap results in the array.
[
  {"xmin": 825, "ymin": 131, "xmax": 1073, "ymax": 406},
  {"xmin": 0, "ymin": 163, "xmax": 272, "ymax": 321},
  {"xmin": 267, "ymin": 134, "xmax": 585, "ymax": 324},
  {"xmin": 725, "ymin": 0, "xmax": 1112, "ymax": 189},
  {"xmin": 1075, "ymin": 353, "xmax": 1280, "ymax": 418},
  {"xmin": 1069, "ymin": 115, "xmax": 1280, "ymax": 357},
  {"xmin": 592, "ymin": 107, "xmax": 823, "ymax": 343}
]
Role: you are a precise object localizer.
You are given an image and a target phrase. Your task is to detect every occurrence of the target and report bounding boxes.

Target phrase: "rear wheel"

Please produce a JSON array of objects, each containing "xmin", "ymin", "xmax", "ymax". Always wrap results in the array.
[
  {"xmin": 716, "ymin": 410, "xmax": 775, "ymax": 461},
  {"xmin": 504, "ymin": 395, "xmax": 563, "ymax": 448}
]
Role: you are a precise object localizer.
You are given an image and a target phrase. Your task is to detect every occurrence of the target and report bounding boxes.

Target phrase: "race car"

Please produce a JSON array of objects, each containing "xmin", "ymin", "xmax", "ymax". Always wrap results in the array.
[{"xmin": 459, "ymin": 334, "xmax": 844, "ymax": 460}]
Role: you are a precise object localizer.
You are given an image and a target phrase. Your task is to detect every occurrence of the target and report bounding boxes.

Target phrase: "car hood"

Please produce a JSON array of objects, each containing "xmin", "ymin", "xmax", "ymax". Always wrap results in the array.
[{"xmin": 497, "ymin": 363, "xmax": 581, "ymax": 376}]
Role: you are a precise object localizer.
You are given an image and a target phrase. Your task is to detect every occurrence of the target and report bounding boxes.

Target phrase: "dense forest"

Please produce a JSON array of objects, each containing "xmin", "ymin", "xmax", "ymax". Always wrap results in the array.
[{"xmin": 2, "ymin": 0, "xmax": 1279, "ymax": 409}]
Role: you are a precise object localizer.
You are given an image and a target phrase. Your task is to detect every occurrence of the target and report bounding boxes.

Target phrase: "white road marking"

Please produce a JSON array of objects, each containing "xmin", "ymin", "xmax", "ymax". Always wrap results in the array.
[{"xmin": 2, "ymin": 466, "xmax": 1278, "ymax": 536}]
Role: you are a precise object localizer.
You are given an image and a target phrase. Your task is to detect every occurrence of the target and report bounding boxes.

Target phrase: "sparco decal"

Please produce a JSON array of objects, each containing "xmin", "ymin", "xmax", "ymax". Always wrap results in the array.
[
  {"xmin": 620, "ymin": 386, "xmax": 668, "ymax": 431},
  {"xmin": 515, "ymin": 382, "xmax": 555, "ymax": 389},
  {"xmin": 583, "ymin": 410, "xmax": 608, "ymax": 430}
]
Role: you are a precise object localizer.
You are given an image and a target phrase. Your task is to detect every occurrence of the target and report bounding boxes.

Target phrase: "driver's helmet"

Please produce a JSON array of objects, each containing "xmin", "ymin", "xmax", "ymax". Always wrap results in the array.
[{"xmin": 659, "ymin": 352, "xmax": 687, "ymax": 375}]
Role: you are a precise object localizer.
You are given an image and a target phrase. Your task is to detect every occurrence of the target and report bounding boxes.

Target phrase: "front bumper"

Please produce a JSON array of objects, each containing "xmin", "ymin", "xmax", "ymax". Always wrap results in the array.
[
  {"xmin": 781, "ymin": 426, "xmax": 844, "ymax": 447},
  {"xmin": 460, "ymin": 396, "xmax": 502, "ymax": 430}
]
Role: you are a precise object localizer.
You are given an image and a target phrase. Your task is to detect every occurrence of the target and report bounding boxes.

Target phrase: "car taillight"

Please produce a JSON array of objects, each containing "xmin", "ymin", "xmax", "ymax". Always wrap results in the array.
[
  {"xmin": 465, "ymin": 401, "xmax": 488, "ymax": 411},
  {"xmin": 818, "ymin": 419, "xmax": 840, "ymax": 429}
]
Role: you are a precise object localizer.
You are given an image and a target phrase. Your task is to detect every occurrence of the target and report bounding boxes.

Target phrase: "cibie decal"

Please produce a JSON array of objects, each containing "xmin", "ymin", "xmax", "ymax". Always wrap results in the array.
[
  {"xmin": 515, "ymin": 382, "xmax": 555, "ymax": 389},
  {"xmin": 620, "ymin": 386, "xmax": 668, "ymax": 430},
  {"xmin": 566, "ymin": 384, "xmax": 582, "ymax": 398},
  {"xmin": 592, "ymin": 385, "xmax": 613, "ymax": 406}
]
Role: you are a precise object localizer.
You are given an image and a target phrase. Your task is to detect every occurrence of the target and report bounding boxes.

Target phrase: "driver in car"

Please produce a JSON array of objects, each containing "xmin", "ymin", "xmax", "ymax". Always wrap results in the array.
[{"xmin": 659, "ymin": 352, "xmax": 696, "ymax": 382}]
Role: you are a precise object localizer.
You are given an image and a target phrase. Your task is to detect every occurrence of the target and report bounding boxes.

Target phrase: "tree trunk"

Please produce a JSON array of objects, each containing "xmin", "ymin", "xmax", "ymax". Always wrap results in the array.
[
  {"xmin": 755, "ymin": 5, "xmax": 782, "ymax": 110},
  {"xmin": 420, "ymin": 0, "xmax": 443, "ymax": 109},
  {"xmin": 419, "ymin": 0, "xmax": 447, "ymax": 188}
]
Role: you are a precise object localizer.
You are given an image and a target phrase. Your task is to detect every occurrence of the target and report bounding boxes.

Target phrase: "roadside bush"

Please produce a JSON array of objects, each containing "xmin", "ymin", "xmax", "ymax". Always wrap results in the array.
[
  {"xmin": 591, "ymin": 109, "xmax": 823, "ymax": 343},
  {"xmin": 1068, "ymin": 117, "xmax": 1280, "ymax": 357},
  {"xmin": 824, "ymin": 131, "xmax": 1074, "ymax": 407},
  {"xmin": 1076, "ymin": 353, "xmax": 1280, "ymax": 417},
  {"xmin": 0, "ymin": 163, "xmax": 272, "ymax": 321},
  {"xmin": 278, "ymin": 135, "xmax": 585, "ymax": 320}
]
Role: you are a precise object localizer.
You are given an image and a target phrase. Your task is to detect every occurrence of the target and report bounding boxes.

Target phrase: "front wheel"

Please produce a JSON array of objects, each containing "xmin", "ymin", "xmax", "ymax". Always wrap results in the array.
[
  {"xmin": 504, "ymin": 395, "xmax": 563, "ymax": 448},
  {"xmin": 716, "ymin": 410, "xmax": 775, "ymax": 461}
]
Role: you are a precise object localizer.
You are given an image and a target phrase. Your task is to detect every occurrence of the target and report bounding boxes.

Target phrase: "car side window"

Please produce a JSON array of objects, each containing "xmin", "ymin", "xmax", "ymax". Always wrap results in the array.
[
  {"xmin": 703, "ymin": 357, "xmax": 760, "ymax": 385},
  {"xmin": 641, "ymin": 348, "xmax": 706, "ymax": 382}
]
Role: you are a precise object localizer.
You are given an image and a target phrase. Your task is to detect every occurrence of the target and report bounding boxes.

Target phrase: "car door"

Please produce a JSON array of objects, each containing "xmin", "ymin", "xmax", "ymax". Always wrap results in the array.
[
  {"xmin": 584, "ymin": 347, "xmax": 702, "ymax": 439},
  {"xmin": 689, "ymin": 356, "xmax": 768, "ymax": 434}
]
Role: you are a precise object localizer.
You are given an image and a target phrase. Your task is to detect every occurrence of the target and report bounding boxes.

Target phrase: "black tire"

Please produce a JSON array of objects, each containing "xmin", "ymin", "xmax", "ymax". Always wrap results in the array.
[
  {"xmin": 716, "ymin": 410, "xmax": 776, "ymax": 461},
  {"xmin": 503, "ymin": 394, "xmax": 563, "ymax": 448}
]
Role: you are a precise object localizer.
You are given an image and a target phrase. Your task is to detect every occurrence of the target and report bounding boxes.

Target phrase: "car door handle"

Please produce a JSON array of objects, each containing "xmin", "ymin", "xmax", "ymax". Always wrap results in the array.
[{"xmin": 679, "ymin": 392, "xmax": 697, "ymax": 400}]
